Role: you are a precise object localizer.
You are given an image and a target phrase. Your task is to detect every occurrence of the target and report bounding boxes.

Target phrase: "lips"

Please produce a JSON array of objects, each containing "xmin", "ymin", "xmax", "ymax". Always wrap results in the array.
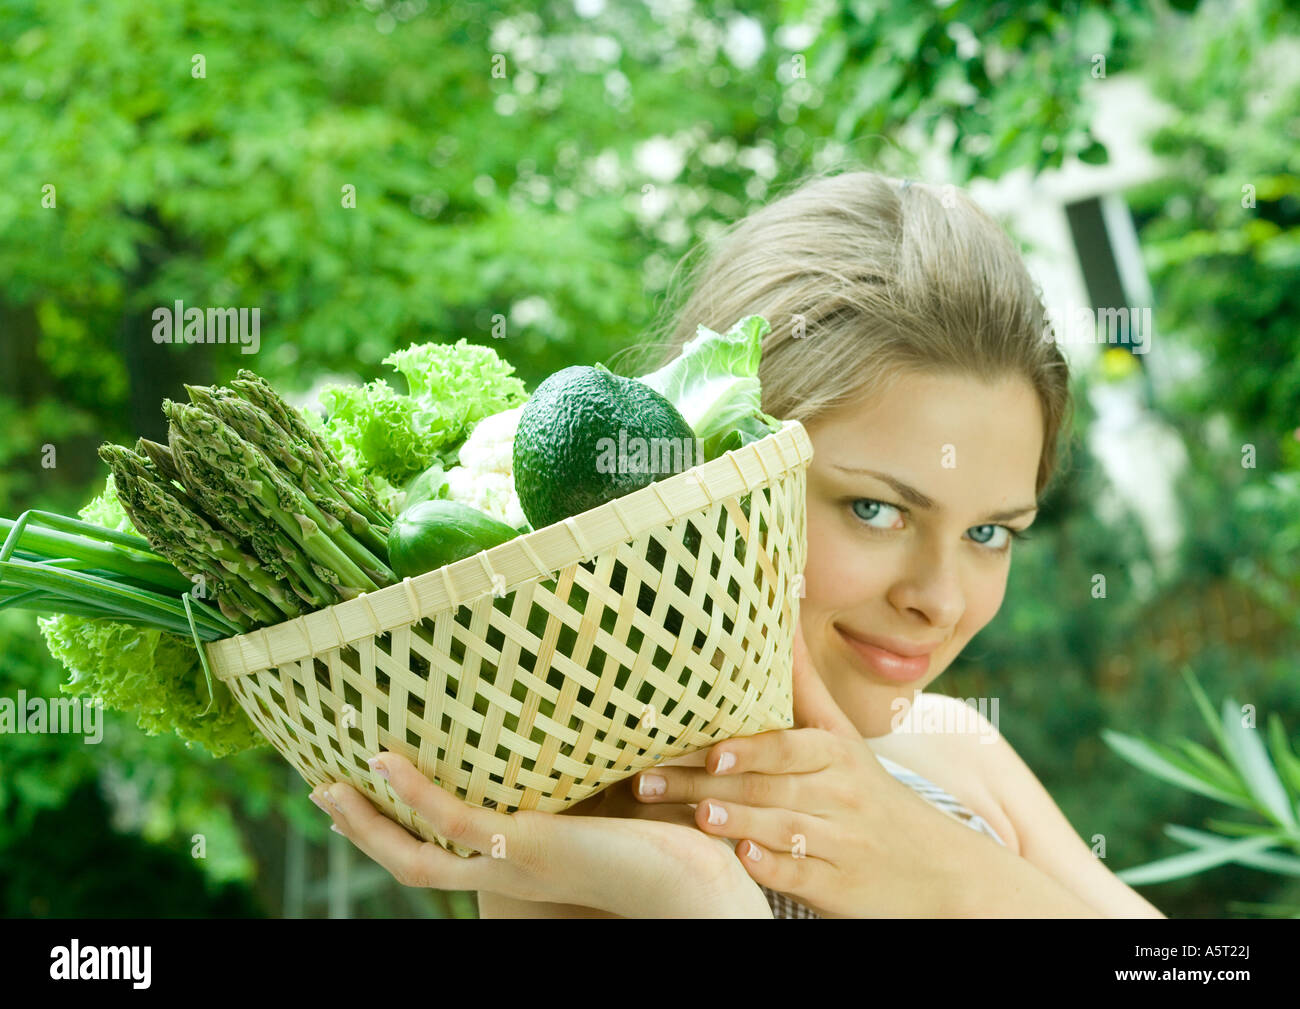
[
  {"xmin": 835, "ymin": 625, "xmax": 942, "ymax": 683},
  {"xmin": 836, "ymin": 626, "xmax": 942, "ymax": 658}
]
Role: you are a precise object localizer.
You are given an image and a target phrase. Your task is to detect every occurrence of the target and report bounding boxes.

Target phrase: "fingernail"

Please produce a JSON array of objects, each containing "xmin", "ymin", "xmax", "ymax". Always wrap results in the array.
[
  {"xmin": 714, "ymin": 751, "xmax": 736, "ymax": 774},
  {"xmin": 323, "ymin": 788, "xmax": 341, "ymax": 811},
  {"xmin": 330, "ymin": 824, "xmax": 342, "ymax": 834},
  {"xmin": 367, "ymin": 756, "xmax": 389, "ymax": 780},
  {"xmin": 638, "ymin": 773, "xmax": 666, "ymax": 797},
  {"xmin": 706, "ymin": 801, "xmax": 727, "ymax": 826},
  {"xmin": 309, "ymin": 791, "xmax": 329, "ymax": 813},
  {"xmin": 746, "ymin": 841, "xmax": 762, "ymax": 861}
]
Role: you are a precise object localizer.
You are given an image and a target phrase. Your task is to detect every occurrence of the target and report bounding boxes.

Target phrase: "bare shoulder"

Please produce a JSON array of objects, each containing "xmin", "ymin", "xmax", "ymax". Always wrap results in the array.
[
  {"xmin": 866, "ymin": 691, "xmax": 1022, "ymax": 854},
  {"xmin": 887, "ymin": 692, "xmax": 1165, "ymax": 918}
]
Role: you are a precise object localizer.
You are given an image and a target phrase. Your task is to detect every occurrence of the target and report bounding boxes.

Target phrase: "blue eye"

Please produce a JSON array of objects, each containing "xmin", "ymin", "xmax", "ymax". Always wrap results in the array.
[
  {"xmin": 968, "ymin": 524, "xmax": 1031, "ymax": 552},
  {"xmin": 968, "ymin": 524, "xmax": 1009, "ymax": 549},
  {"xmin": 850, "ymin": 498, "xmax": 1029, "ymax": 552},
  {"xmin": 850, "ymin": 499, "xmax": 901, "ymax": 529}
]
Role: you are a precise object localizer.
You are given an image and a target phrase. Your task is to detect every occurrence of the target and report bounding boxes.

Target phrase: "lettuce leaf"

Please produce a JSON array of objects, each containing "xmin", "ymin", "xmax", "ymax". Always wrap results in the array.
[
  {"xmin": 318, "ymin": 339, "xmax": 528, "ymax": 488},
  {"xmin": 635, "ymin": 315, "xmax": 782, "ymax": 459},
  {"xmin": 37, "ymin": 475, "xmax": 265, "ymax": 758},
  {"xmin": 39, "ymin": 615, "xmax": 263, "ymax": 758}
]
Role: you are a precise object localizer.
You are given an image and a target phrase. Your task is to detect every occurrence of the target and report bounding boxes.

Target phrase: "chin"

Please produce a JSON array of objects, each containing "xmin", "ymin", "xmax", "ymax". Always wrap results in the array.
[{"xmin": 816, "ymin": 638, "xmax": 951, "ymax": 738}]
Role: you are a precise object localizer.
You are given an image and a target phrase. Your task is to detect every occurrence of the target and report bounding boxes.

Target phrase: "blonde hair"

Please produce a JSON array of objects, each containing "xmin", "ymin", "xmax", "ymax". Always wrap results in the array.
[{"xmin": 628, "ymin": 168, "xmax": 1073, "ymax": 495}]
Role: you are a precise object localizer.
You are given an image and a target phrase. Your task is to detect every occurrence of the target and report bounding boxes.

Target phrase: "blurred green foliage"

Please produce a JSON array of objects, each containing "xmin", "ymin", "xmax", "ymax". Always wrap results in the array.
[
  {"xmin": 1127, "ymin": 0, "xmax": 1300, "ymax": 464},
  {"xmin": 944, "ymin": 0, "xmax": 1300, "ymax": 917},
  {"xmin": 948, "ymin": 380, "xmax": 1300, "ymax": 916},
  {"xmin": 0, "ymin": 0, "xmax": 1296, "ymax": 918}
]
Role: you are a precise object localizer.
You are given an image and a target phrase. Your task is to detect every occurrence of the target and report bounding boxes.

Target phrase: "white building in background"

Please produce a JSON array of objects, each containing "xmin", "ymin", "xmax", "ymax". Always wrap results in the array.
[{"xmin": 905, "ymin": 74, "xmax": 1193, "ymax": 590}]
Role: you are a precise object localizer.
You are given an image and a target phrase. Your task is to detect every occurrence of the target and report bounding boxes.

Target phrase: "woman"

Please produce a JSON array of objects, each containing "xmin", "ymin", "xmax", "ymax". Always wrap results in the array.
[{"xmin": 308, "ymin": 170, "xmax": 1166, "ymax": 918}]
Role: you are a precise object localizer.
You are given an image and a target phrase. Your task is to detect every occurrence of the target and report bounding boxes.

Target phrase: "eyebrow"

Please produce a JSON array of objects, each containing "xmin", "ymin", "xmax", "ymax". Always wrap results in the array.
[{"xmin": 830, "ymin": 465, "xmax": 1039, "ymax": 523}]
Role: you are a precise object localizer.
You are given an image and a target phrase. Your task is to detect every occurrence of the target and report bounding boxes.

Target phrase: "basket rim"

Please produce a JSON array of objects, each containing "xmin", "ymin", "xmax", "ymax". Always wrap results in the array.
[{"xmin": 205, "ymin": 419, "xmax": 812, "ymax": 680}]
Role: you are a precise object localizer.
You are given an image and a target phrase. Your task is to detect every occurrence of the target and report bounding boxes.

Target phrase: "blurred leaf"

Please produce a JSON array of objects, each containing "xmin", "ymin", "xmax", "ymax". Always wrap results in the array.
[
  {"xmin": 1268, "ymin": 713, "xmax": 1300, "ymax": 801},
  {"xmin": 1101, "ymin": 729, "xmax": 1255, "ymax": 811},
  {"xmin": 1220, "ymin": 697, "xmax": 1297, "ymax": 828},
  {"xmin": 1116, "ymin": 831, "xmax": 1284, "ymax": 885},
  {"xmin": 1166, "ymin": 825, "xmax": 1300, "ymax": 876},
  {"xmin": 1172, "ymin": 737, "xmax": 1251, "ymax": 799}
]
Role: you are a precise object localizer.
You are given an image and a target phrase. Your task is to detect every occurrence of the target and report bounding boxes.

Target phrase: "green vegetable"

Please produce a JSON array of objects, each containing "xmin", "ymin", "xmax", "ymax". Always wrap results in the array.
[
  {"xmin": 38, "ymin": 613, "xmax": 265, "ymax": 758},
  {"xmin": 98, "ymin": 372, "xmax": 398, "ymax": 625},
  {"xmin": 188, "ymin": 381, "xmax": 391, "ymax": 550},
  {"xmin": 99, "ymin": 445, "xmax": 301, "ymax": 628},
  {"xmin": 32, "ymin": 478, "xmax": 264, "ymax": 757},
  {"xmin": 512, "ymin": 365, "xmax": 699, "ymax": 530},
  {"xmin": 636, "ymin": 314, "xmax": 782, "ymax": 459},
  {"xmin": 402, "ymin": 462, "xmax": 450, "ymax": 511},
  {"xmin": 166, "ymin": 402, "xmax": 383, "ymax": 590},
  {"xmin": 387, "ymin": 499, "xmax": 521, "ymax": 579},
  {"xmin": 318, "ymin": 339, "xmax": 528, "ymax": 489},
  {"xmin": 0, "ymin": 507, "xmax": 244, "ymax": 640}
]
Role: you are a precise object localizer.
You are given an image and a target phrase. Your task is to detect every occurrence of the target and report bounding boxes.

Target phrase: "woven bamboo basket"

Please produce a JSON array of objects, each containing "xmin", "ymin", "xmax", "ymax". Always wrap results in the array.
[{"xmin": 204, "ymin": 420, "xmax": 813, "ymax": 856}]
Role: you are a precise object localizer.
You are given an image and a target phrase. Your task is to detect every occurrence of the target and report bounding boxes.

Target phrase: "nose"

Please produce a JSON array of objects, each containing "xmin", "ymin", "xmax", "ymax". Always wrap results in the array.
[{"xmin": 886, "ymin": 539, "xmax": 965, "ymax": 628}]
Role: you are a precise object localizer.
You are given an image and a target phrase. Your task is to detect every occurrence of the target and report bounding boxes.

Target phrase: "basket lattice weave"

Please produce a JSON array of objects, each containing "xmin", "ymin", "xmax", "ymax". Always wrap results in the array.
[{"xmin": 205, "ymin": 421, "xmax": 812, "ymax": 856}]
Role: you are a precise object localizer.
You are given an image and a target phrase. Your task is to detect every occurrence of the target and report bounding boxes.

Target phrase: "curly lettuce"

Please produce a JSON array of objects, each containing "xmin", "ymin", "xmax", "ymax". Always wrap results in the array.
[
  {"xmin": 37, "ymin": 476, "xmax": 264, "ymax": 758},
  {"xmin": 318, "ymin": 339, "xmax": 528, "ymax": 491}
]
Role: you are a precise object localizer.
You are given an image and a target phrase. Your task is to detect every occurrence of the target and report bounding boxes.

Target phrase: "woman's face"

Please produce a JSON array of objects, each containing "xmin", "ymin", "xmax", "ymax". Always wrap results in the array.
[{"xmin": 800, "ymin": 369, "xmax": 1044, "ymax": 739}]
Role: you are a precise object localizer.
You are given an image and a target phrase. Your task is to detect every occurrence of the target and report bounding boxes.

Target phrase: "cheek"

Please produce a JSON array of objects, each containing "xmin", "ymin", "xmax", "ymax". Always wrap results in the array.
[
  {"xmin": 806, "ymin": 499, "xmax": 857, "ymax": 603},
  {"xmin": 802, "ymin": 499, "xmax": 874, "ymax": 607},
  {"xmin": 953, "ymin": 565, "xmax": 1010, "ymax": 645}
]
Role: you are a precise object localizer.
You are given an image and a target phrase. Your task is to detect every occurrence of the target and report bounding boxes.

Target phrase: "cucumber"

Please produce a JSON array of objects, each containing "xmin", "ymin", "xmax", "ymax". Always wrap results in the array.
[{"xmin": 387, "ymin": 499, "xmax": 520, "ymax": 579}]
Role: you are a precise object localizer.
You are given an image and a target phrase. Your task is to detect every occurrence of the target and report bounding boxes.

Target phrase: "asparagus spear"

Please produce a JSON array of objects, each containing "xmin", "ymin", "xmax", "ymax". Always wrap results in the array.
[
  {"xmin": 81, "ymin": 369, "xmax": 402, "ymax": 637},
  {"xmin": 166, "ymin": 426, "xmax": 343, "ymax": 608},
  {"xmin": 135, "ymin": 438, "xmax": 184, "ymax": 486},
  {"xmin": 229, "ymin": 369, "xmax": 392, "ymax": 528},
  {"xmin": 101, "ymin": 448, "xmax": 275, "ymax": 627},
  {"xmin": 99, "ymin": 444, "xmax": 303, "ymax": 626},
  {"xmin": 164, "ymin": 401, "xmax": 393, "ymax": 589},
  {"xmin": 184, "ymin": 385, "xmax": 390, "ymax": 557}
]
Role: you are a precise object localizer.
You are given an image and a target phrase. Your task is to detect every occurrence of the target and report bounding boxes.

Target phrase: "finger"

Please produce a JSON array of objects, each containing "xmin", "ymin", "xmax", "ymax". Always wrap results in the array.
[
  {"xmin": 313, "ymin": 781, "xmax": 420, "ymax": 876},
  {"xmin": 373, "ymin": 751, "xmax": 529, "ymax": 857},
  {"xmin": 318, "ymin": 779, "xmax": 496, "ymax": 892},
  {"xmin": 704, "ymin": 727, "xmax": 841, "ymax": 777},
  {"xmin": 732, "ymin": 836, "xmax": 837, "ymax": 910},
  {"xmin": 574, "ymin": 779, "xmax": 705, "ymax": 830},
  {"xmin": 632, "ymin": 765, "xmax": 817, "ymax": 811},
  {"xmin": 321, "ymin": 754, "xmax": 507, "ymax": 891},
  {"xmin": 693, "ymin": 798, "xmax": 829, "ymax": 859},
  {"xmin": 792, "ymin": 621, "xmax": 860, "ymax": 739}
]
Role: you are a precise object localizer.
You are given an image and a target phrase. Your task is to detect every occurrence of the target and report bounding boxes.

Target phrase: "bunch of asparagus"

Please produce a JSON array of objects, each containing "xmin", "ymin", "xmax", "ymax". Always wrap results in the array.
[{"xmin": 99, "ymin": 370, "xmax": 396, "ymax": 634}]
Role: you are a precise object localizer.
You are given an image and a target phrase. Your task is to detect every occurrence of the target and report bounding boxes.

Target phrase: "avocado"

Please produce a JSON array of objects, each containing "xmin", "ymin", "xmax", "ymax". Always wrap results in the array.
[
  {"xmin": 386, "ymin": 499, "xmax": 520, "ymax": 579},
  {"xmin": 513, "ymin": 365, "xmax": 701, "ymax": 530}
]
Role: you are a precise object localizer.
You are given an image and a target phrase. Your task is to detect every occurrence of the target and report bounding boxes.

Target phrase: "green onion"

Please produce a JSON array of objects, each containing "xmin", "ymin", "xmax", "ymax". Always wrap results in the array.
[{"xmin": 0, "ymin": 510, "xmax": 243, "ymax": 641}]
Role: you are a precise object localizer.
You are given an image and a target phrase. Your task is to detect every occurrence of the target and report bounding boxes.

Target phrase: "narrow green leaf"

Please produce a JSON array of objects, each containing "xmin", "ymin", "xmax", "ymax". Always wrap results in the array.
[
  {"xmin": 1181, "ymin": 665, "xmax": 1230, "ymax": 753},
  {"xmin": 1224, "ymin": 901, "xmax": 1300, "ymax": 918},
  {"xmin": 1, "ymin": 509, "xmax": 155, "ymax": 557},
  {"xmin": 1101, "ymin": 729, "xmax": 1256, "ymax": 810},
  {"xmin": 1203, "ymin": 818, "xmax": 1282, "ymax": 838},
  {"xmin": 1150, "ymin": 736, "xmax": 1247, "ymax": 796},
  {"xmin": 1115, "ymin": 832, "xmax": 1283, "ymax": 885},
  {"xmin": 1220, "ymin": 697, "xmax": 1296, "ymax": 828},
  {"xmin": 1164, "ymin": 825, "xmax": 1300, "ymax": 877},
  {"xmin": 1267, "ymin": 714, "xmax": 1300, "ymax": 801},
  {"xmin": 1173, "ymin": 737, "xmax": 1251, "ymax": 797}
]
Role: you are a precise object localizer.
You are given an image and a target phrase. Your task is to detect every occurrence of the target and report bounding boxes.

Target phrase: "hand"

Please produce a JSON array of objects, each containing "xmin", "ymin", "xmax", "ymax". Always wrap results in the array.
[
  {"xmin": 309, "ymin": 751, "xmax": 773, "ymax": 918},
  {"xmin": 628, "ymin": 622, "xmax": 987, "ymax": 917}
]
